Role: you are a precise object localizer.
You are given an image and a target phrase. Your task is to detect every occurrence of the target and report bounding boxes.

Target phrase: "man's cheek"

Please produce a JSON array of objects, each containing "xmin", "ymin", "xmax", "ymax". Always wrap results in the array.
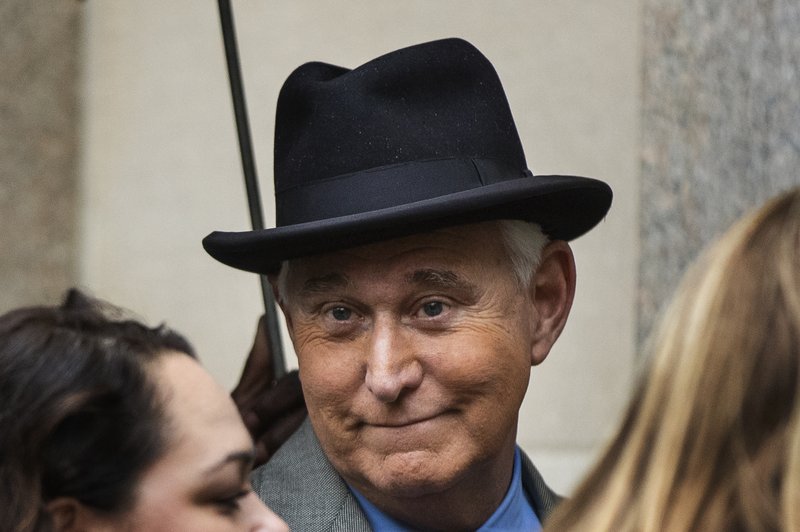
[
  {"xmin": 291, "ymin": 322, "xmax": 337, "ymax": 355},
  {"xmin": 428, "ymin": 333, "xmax": 520, "ymax": 374},
  {"xmin": 301, "ymin": 356, "xmax": 361, "ymax": 410}
]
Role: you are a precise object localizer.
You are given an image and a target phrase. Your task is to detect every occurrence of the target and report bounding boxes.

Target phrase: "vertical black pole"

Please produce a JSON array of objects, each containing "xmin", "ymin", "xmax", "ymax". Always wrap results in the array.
[{"xmin": 217, "ymin": 0, "xmax": 285, "ymax": 377}]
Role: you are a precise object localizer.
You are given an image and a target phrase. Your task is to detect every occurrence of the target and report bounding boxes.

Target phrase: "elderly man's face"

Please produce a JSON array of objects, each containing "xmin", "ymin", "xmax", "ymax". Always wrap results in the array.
[{"xmin": 279, "ymin": 222, "xmax": 555, "ymax": 503}]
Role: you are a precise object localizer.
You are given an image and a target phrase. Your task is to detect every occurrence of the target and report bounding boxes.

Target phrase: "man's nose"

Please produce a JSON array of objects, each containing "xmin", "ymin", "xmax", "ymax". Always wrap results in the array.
[{"xmin": 364, "ymin": 316, "xmax": 423, "ymax": 402}]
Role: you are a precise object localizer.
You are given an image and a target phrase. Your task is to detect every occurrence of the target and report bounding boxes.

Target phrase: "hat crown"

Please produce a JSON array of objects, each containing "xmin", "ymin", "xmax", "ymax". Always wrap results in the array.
[
  {"xmin": 274, "ymin": 38, "xmax": 527, "ymax": 208},
  {"xmin": 203, "ymin": 38, "xmax": 612, "ymax": 275}
]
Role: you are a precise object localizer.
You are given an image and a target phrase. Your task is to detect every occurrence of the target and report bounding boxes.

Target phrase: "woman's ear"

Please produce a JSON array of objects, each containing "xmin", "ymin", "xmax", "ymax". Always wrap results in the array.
[
  {"xmin": 528, "ymin": 240, "xmax": 576, "ymax": 366},
  {"xmin": 46, "ymin": 498, "xmax": 78, "ymax": 531},
  {"xmin": 46, "ymin": 498, "xmax": 113, "ymax": 532}
]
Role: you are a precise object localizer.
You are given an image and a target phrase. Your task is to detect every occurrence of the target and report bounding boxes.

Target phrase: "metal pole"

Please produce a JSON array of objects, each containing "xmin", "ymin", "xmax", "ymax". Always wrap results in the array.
[{"xmin": 217, "ymin": 0, "xmax": 285, "ymax": 377}]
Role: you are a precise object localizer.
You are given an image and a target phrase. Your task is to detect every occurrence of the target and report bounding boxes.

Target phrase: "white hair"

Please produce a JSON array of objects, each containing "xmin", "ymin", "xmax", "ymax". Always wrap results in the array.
[
  {"xmin": 496, "ymin": 220, "xmax": 549, "ymax": 287},
  {"xmin": 275, "ymin": 220, "xmax": 548, "ymax": 302}
]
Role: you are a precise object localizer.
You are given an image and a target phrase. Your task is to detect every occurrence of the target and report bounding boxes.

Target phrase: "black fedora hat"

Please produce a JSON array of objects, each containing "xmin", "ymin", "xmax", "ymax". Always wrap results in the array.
[{"xmin": 203, "ymin": 38, "xmax": 612, "ymax": 274}]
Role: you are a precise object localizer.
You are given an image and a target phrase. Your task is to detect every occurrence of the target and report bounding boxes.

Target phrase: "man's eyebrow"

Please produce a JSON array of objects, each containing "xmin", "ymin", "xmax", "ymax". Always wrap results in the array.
[
  {"xmin": 203, "ymin": 449, "xmax": 255, "ymax": 475},
  {"xmin": 299, "ymin": 273, "xmax": 350, "ymax": 295},
  {"xmin": 406, "ymin": 269, "xmax": 478, "ymax": 293}
]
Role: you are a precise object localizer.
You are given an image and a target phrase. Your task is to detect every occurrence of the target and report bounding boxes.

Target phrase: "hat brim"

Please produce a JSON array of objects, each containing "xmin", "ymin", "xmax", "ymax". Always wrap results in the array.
[{"xmin": 203, "ymin": 174, "xmax": 611, "ymax": 274}]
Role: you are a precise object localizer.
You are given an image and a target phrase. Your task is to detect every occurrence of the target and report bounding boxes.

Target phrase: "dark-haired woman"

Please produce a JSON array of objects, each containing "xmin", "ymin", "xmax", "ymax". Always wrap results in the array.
[{"xmin": 0, "ymin": 290, "xmax": 289, "ymax": 531}]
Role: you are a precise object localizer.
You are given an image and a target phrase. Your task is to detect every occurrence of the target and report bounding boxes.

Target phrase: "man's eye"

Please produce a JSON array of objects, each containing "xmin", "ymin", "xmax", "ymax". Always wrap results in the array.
[
  {"xmin": 421, "ymin": 301, "xmax": 444, "ymax": 317},
  {"xmin": 330, "ymin": 306, "xmax": 352, "ymax": 321}
]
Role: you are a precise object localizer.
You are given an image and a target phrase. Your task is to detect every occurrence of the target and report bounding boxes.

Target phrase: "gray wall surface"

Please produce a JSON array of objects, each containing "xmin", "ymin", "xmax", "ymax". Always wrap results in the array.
[
  {"xmin": 1, "ymin": 0, "xmax": 81, "ymax": 311},
  {"xmin": 77, "ymin": 1, "xmax": 641, "ymax": 493},
  {"xmin": 639, "ymin": 0, "xmax": 800, "ymax": 347},
  {"xmin": 4, "ymin": 0, "xmax": 800, "ymax": 494}
]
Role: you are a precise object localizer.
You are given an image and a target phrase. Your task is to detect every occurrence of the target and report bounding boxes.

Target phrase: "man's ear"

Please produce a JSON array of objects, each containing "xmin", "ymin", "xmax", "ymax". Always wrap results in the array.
[
  {"xmin": 46, "ymin": 497, "xmax": 112, "ymax": 531},
  {"xmin": 528, "ymin": 240, "xmax": 576, "ymax": 366}
]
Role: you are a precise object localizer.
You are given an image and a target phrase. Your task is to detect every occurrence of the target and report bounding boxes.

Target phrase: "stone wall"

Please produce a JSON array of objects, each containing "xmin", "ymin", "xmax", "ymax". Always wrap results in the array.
[
  {"xmin": 639, "ymin": 0, "xmax": 800, "ymax": 348},
  {"xmin": 0, "ymin": 0, "xmax": 82, "ymax": 311}
]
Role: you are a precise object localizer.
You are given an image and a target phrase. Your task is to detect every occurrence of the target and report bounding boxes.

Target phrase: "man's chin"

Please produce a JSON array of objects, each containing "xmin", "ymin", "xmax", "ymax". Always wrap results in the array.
[{"xmin": 344, "ymin": 450, "xmax": 465, "ymax": 499}]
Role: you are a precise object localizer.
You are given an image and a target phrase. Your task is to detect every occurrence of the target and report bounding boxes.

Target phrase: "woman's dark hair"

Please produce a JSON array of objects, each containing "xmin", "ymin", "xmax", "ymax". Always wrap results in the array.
[{"xmin": 0, "ymin": 289, "xmax": 196, "ymax": 531}]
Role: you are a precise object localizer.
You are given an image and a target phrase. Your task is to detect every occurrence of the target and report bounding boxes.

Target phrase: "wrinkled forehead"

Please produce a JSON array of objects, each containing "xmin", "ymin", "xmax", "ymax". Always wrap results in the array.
[{"xmin": 280, "ymin": 222, "xmax": 511, "ymax": 292}]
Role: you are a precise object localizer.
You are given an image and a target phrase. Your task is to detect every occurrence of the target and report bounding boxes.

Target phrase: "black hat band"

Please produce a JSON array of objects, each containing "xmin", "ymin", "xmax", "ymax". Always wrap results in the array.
[{"xmin": 276, "ymin": 157, "xmax": 531, "ymax": 226}]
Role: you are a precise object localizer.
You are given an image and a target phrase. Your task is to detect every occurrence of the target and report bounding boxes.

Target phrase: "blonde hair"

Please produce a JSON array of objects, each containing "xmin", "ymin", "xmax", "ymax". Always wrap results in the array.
[{"xmin": 547, "ymin": 187, "xmax": 800, "ymax": 532}]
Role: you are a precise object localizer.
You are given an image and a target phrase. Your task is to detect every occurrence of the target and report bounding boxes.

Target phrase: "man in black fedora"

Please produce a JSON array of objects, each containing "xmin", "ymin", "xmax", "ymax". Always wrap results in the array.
[{"xmin": 205, "ymin": 38, "xmax": 611, "ymax": 531}]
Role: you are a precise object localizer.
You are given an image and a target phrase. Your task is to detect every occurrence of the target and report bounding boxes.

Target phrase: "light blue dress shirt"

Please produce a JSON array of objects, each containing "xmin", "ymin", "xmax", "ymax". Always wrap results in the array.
[{"xmin": 349, "ymin": 447, "xmax": 542, "ymax": 531}]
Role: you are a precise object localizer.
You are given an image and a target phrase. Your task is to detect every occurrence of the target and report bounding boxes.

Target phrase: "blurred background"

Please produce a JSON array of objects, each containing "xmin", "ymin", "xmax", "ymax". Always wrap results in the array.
[{"xmin": 2, "ymin": 0, "xmax": 799, "ymax": 493}]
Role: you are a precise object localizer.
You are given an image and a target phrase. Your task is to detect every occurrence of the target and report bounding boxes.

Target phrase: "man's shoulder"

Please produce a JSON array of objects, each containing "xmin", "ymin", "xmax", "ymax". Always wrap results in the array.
[
  {"xmin": 252, "ymin": 417, "xmax": 322, "ymax": 484},
  {"xmin": 251, "ymin": 418, "xmax": 370, "ymax": 531}
]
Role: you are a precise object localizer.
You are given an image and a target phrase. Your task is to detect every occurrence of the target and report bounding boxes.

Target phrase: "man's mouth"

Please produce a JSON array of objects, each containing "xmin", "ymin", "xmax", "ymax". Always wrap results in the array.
[{"xmin": 367, "ymin": 412, "xmax": 444, "ymax": 428}]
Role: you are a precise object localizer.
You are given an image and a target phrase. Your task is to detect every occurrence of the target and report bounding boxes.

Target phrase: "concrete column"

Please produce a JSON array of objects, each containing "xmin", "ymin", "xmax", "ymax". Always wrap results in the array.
[
  {"xmin": 639, "ymin": 0, "xmax": 800, "ymax": 347},
  {"xmin": 0, "ymin": 0, "xmax": 82, "ymax": 311}
]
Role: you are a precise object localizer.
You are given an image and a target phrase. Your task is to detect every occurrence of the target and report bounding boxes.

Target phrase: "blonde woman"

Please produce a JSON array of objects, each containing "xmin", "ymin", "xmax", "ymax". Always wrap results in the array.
[{"xmin": 547, "ymin": 187, "xmax": 800, "ymax": 531}]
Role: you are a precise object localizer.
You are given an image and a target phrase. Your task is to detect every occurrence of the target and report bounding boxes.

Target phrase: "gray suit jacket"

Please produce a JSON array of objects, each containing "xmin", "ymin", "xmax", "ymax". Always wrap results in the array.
[{"xmin": 252, "ymin": 419, "xmax": 562, "ymax": 531}]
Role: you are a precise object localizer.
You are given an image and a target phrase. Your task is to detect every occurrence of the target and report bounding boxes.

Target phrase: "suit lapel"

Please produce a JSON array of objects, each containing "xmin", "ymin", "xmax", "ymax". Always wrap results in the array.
[
  {"xmin": 252, "ymin": 419, "xmax": 371, "ymax": 531},
  {"xmin": 519, "ymin": 449, "xmax": 563, "ymax": 522}
]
